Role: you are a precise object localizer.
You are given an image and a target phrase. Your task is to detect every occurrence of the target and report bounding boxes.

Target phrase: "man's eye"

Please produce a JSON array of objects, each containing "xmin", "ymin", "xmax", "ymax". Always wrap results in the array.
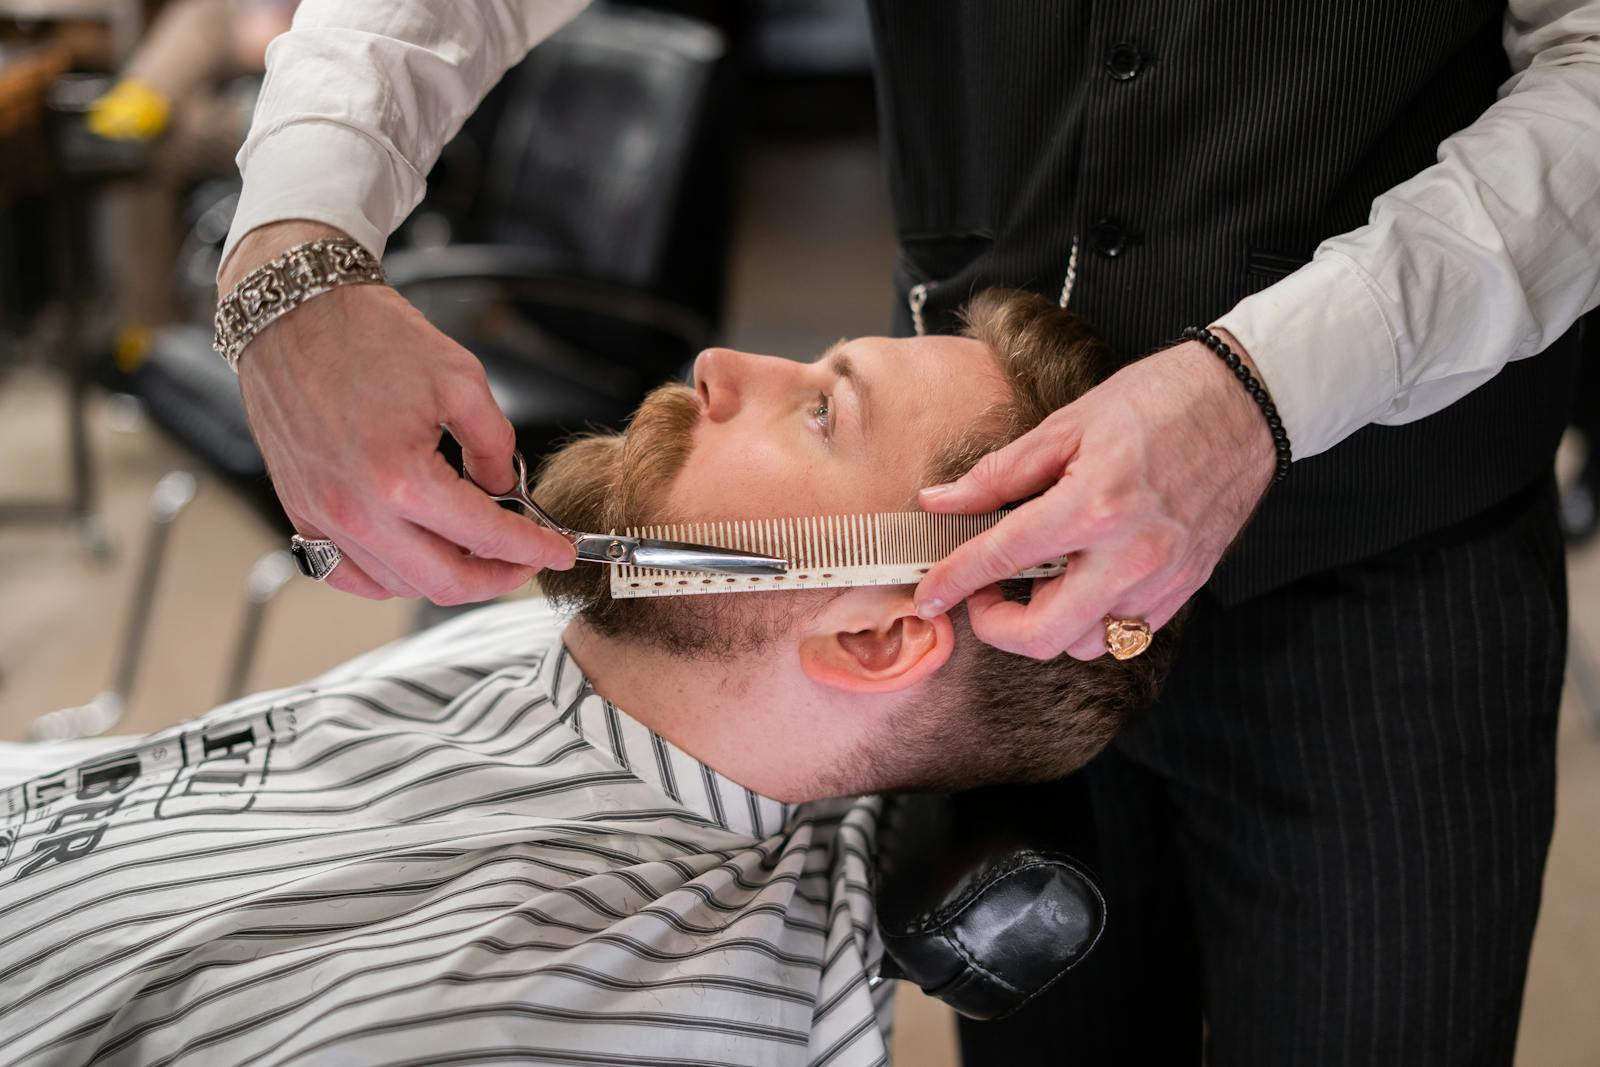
[{"xmin": 811, "ymin": 392, "xmax": 833, "ymax": 433}]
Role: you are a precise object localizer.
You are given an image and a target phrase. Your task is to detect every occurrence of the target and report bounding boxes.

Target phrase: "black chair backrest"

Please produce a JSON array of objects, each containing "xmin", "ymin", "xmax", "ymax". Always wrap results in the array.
[{"xmin": 480, "ymin": 4, "xmax": 728, "ymax": 296}]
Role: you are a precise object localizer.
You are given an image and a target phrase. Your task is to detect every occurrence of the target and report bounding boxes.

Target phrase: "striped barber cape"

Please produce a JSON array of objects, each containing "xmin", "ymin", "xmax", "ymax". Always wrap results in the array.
[{"xmin": 0, "ymin": 600, "xmax": 890, "ymax": 1066}]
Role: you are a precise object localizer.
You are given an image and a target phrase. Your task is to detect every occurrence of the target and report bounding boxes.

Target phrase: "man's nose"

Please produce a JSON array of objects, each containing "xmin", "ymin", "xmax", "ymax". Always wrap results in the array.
[{"xmin": 693, "ymin": 347, "xmax": 794, "ymax": 423}]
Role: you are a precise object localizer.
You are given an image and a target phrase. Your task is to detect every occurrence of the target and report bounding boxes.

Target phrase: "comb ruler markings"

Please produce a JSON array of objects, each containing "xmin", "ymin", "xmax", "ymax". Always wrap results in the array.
[{"xmin": 610, "ymin": 510, "xmax": 1066, "ymax": 598}]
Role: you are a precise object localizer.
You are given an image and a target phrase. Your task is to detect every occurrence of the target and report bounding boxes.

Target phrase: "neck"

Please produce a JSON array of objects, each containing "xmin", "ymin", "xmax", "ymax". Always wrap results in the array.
[{"xmin": 562, "ymin": 619, "xmax": 875, "ymax": 802}]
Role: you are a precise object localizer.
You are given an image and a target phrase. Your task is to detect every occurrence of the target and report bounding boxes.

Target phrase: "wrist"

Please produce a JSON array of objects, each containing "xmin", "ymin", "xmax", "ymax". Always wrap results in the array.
[
  {"xmin": 1207, "ymin": 327, "xmax": 1255, "ymax": 377},
  {"xmin": 213, "ymin": 233, "xmax": 386, "ymax": 371},
  {"xmin": 218, "ymin": 220, "xmax": 350, "ymax": 294},
  {"xmin": 1182, "ymin": 327, "xmax": 1282, "ymax": 489}
]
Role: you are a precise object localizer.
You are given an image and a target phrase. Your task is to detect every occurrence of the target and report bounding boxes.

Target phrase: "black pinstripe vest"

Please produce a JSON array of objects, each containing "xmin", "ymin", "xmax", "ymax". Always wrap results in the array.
[{"xmin": 867, "ymin": 0, "xmax": 1580, "ymax": 603}]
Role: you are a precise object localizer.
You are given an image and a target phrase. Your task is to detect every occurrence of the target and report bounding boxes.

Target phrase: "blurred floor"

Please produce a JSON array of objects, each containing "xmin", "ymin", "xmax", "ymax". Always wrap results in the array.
[{"xmin": 0, "ymin": 129, "xmax": 1595, "ymax": 1066}]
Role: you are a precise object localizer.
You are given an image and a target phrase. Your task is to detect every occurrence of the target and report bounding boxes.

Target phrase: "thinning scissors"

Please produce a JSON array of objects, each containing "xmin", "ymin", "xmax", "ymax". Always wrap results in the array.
[{"xmin": 478, "ymin": 450, "xmax": 789, "ymax": 575}]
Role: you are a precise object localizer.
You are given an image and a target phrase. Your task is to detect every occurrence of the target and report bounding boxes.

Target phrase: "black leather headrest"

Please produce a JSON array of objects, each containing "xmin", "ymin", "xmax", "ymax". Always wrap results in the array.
[{"xmin": 874, "ymin": 789, "xmax": 1106, "ymax": 1020}]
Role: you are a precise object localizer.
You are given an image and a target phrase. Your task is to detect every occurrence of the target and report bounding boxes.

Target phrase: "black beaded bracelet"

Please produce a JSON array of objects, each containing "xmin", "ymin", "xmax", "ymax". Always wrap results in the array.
[{"xmin": 1181, "ymin": 325, "xmax": 1292, "ymax": 484}]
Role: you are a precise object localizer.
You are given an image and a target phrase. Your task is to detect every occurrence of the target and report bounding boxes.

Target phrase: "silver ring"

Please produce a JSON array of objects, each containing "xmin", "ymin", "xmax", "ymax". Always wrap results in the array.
[{"xmin": 288, "ymin": 534, "xmax": 343, "ymax": 581}]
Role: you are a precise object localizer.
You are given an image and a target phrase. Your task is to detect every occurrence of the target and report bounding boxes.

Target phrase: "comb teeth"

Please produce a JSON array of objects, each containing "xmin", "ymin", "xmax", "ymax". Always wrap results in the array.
[{"xmin": 610, "ymin": 510, "xmax": 1067, "ymax": 598}]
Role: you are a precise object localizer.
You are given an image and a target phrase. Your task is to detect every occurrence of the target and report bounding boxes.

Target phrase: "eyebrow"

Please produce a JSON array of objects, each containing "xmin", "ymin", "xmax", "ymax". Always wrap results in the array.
[{"xmin": 823, "ymin": 343, "xmax": 872, "ymax": 437}]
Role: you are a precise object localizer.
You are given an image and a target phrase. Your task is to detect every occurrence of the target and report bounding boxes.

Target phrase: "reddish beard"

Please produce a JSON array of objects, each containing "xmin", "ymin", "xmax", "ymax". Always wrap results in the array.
[
  {"xmin": 530, "ymin": 382, "xmax": 814, "ymax": 658},
  {"xmin": 533, "ymin": 382, "xmax": 701, "ymax": 538}
]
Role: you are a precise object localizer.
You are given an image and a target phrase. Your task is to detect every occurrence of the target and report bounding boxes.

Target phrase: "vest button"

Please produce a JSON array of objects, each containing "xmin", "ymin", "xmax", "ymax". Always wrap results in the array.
[
  {"xmin": 1090, "ymin": 217, "xmax": 1129, "ymax": 258},
  {"xmin": 1104, "ymin": 42, "xmax": 1146, "ymax": 81}
]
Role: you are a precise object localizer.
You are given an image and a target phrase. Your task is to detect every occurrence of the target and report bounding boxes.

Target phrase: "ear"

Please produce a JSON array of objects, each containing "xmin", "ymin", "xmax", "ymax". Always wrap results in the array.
[{"xmin": 798, "ymin": 587, "xmax": 956, "ymax": 694}]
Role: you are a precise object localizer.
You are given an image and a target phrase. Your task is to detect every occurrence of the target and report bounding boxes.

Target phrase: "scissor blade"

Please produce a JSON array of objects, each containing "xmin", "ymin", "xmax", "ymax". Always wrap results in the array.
[{"xmin": 631, "ymin": 538, "xmax": 788, "ymax": 575}]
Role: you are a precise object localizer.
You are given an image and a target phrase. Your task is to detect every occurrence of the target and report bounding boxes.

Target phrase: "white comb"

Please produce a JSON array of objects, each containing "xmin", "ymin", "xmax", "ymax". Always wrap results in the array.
[{"xmin": 609, "ymin": 510, "xmax": 1065, "ymax": 598}]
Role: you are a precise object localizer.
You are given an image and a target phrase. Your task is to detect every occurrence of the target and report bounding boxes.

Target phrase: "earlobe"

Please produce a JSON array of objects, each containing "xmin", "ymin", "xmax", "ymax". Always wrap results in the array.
[{"xmin": 799, "ymin": 610, "xmax": 956, "ymax": 694}]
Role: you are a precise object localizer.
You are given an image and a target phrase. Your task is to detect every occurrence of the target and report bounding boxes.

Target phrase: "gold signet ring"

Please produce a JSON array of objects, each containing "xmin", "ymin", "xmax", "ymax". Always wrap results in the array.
[{"xmin": 1104, "ymin": 616, "xmax": 1153, "ymax": 660}]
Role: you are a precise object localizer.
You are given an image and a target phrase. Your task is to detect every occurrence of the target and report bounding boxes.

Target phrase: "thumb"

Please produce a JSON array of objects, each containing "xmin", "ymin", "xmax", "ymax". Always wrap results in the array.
[
  {"xmin": 439, "ymin": 371, "xmax": 518, "ymax": 494},
  {"xmin": 918, "ymin": 420, "xmax": 1077, "ymax": 514}
]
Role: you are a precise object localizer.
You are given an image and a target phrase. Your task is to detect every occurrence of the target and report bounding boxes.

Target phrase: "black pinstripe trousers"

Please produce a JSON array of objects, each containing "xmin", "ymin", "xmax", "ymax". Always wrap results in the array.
[{"xmin": 960, "ymin": 478, "xmax": 1566, "ymax": 1066}]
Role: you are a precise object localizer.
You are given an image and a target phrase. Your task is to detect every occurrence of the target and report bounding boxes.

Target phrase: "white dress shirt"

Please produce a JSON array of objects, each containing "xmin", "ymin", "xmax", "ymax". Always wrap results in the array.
[
  {"xmin": 0, "ymin": 601, "xmax": 890, "ymax": 1066},
  {"xmin": 224, "ymin": 0, "xmax": 1600, "ymax": 461}
]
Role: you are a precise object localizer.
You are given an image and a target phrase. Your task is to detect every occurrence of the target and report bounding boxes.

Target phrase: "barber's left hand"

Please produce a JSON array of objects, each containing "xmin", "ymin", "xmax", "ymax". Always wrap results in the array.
[{"xmin": 913, "ymin": 329, "xmax": 1278, "ymax": 660}]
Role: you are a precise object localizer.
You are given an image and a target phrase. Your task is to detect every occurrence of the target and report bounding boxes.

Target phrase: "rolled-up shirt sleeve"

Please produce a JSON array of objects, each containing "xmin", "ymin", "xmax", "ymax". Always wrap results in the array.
[
  {"xmin": 223, "ymin": 0, "xmax": 589, "ymax": 266},
  {"xmin": 1214, "ymin": 0, "xmax": 1600, "ymax": 461}
]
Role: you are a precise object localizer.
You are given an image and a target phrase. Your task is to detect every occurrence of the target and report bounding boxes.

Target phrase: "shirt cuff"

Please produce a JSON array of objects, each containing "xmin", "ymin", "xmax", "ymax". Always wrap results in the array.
[
  {"xmin": 221, "ymin": 118, "xmax": 421, "ymax": 272},
  {"xmin": 1212, "ymin": 253, "xmax": 1400, "ymax": 461}
]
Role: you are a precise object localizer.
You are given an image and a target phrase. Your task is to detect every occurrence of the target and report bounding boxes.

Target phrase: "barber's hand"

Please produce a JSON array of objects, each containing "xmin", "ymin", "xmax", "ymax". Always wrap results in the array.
[
  {"xmin": 221, "ymin": 221, "xmax": 576, "ymax": 604},
  {"xmin": 914, "ymin": 332, "xmax": 1277, "ymax": 659}
]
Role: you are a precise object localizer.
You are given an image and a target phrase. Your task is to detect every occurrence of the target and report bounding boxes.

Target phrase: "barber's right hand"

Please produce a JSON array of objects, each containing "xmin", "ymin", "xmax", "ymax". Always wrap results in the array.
[{"xmin": 221, "ymin": 221, "xmax": 576, "ymax": 604}]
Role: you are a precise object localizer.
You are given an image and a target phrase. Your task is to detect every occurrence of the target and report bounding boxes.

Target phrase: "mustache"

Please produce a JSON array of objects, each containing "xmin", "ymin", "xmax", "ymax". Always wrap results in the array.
[
  {"xmin": 613, "ymin": 382, "xmax": 702, "ymax": 527},
  {"xmin": 532, "ymin": 381, "xmax": 702, "ymax": 537}
]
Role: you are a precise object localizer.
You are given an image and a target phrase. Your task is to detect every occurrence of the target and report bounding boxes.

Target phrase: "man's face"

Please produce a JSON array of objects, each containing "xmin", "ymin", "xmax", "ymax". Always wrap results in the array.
[
  {"xmin": 664, "ymin": 334, "xmax": 1010, "ymax": 522},
  {"xmin": 533, "ymin": 332, "xmax": 1013, "ymax": 655}
]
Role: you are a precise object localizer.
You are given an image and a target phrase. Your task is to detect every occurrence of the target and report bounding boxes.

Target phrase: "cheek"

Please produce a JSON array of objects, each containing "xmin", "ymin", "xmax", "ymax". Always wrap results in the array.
[{"xmin": 668, "ymin": 432, "xmax": 835, "ymax": 519}]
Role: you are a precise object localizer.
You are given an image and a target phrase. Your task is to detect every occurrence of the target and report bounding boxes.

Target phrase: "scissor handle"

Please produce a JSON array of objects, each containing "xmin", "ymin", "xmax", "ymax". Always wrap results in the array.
[{"xmin": 478, "ymin": 450, "xmax": 578, "ymax": 540}]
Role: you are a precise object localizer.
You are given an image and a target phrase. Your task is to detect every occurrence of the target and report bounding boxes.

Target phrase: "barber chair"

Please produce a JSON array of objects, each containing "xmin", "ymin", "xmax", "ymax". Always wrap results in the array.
[{"xmin": 874, "ymin": 785, "xmax": 1106, "ymax": 1020}]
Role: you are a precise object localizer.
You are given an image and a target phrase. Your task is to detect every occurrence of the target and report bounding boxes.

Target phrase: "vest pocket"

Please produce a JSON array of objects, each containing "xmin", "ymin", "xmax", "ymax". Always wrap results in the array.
[{"xmin": 1245, "ymin": 248, "xmax": 1312, "ymax": 281}]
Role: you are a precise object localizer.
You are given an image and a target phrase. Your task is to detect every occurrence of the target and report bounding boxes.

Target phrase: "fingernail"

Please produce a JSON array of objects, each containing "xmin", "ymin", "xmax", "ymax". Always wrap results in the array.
[
  {"xmin": 919, "ymin": 483, "xmax": 954, "ymax": 500},
  {"xmin": 916, "ymin": 597, "xmax": 944, "ymax": 619}
]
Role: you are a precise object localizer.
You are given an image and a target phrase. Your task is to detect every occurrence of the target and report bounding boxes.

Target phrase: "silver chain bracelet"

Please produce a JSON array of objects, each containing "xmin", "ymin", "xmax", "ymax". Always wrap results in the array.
[{"xmin": 212, "ymin": 236, "xmax": 387, "ymax": 372}]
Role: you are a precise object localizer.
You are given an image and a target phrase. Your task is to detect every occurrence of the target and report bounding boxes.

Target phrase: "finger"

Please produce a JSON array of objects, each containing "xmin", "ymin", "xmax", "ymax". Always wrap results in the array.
[
  {"xmin": 1137, "ymin": 590, "xmax": 1192, "ymax": 636},
  {"xmin": 360, "ymin": 518, "xmax": 540, "ymax": 606},
  {"xmin": 438, "ymin": 371, "xmax": 518, "ymax": 495},
  {"xmin": 400, "ymin": 452, "xmax": 577, "ymax": 571},
  {"xmin": 915, "ymin": 481, "xmax": 1094, "ymax": 618},
  {"xmin": 917, "ymin": 418, "xmax": 1081, "ymax": 514},
  {"xmin": 290, "ymin": 516, "xmax": 419, "ymax": 599},
  {"xmin": 1066, "ymin": 627, "xmax": 1112, "ymax": 661},
  {"xmin": 1013, "ymin": 561, "xmax": 1117, "ymax": 660},
  {"xmin": 946, "ymin": 580, "xmax": 1063, "ymax": 658},
  {"xmin": 336, "ymin": 540, "xmax": 424, "ymax": 599},
  {"xmin": 1060, "ymin": 558, "xmax": 1202, "ymax": 660},
  {"xmin": 963, "ymin": 553, "xmax": 1127, "ymax": 661},
  {"xmin": 321, "ymin": 555, "xmax": 395, "ymax": 600},
  {"xmin": 959, "ymin": 586, "xmax": 1056, "ymax": 659},
  {"xmin": 1036, "ymin": 555, "xmax": 1148, "ymax": 662},
  {"xmin": 1060, "ymin": 583, "xmax": 1189, "ymax": 661}
]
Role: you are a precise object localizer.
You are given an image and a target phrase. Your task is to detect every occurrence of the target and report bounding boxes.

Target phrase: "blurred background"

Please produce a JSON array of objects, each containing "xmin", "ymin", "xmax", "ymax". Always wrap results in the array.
[{"xmin": 0, "ymin": 2, "xmax": 1594, "ymax": 1063}]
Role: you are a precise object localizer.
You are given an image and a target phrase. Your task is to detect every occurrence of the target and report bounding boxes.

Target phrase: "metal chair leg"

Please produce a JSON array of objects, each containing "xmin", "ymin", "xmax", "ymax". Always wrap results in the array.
[
  {"xmin": 219, "ymin": 550, "xmax": 297, "ymax": 704},
  {"xmin": 31, "ymin": 470, "xmax": 197, "ymax": 741},
  {"xmin": 0, "ymin": 146, "xmax": 113, "ymax": 560}
]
